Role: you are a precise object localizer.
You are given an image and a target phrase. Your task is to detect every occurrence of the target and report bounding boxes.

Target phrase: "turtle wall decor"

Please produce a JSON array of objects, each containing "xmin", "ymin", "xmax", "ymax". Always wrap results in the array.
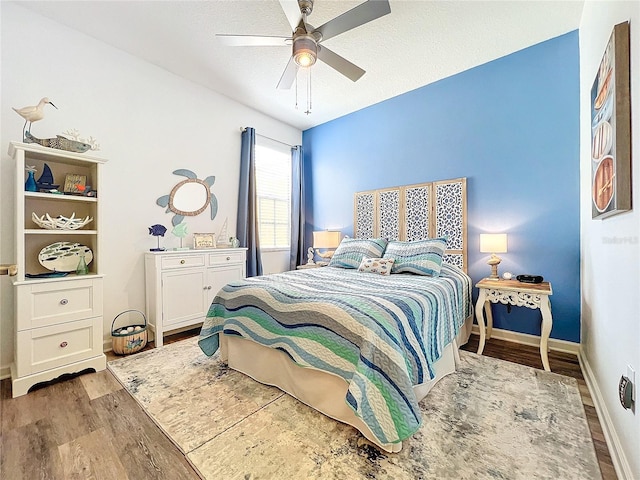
[{"xmin": 156, "ymin": 169, "xmax": 218, "ymax": 226}]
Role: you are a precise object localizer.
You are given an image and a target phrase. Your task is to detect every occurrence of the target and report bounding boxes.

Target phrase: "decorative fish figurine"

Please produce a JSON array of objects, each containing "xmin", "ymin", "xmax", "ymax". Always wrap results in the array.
[
  {"xmin": 171, "ymin": 221, "xmax": 188, "ymax": 238},
  {"xmin": 24, "ymin": 131, "xmax": 92, "ymax": 153},
  {"xmin": 149, "ymin": 224, "xmax": 167, "ymax": 237}
]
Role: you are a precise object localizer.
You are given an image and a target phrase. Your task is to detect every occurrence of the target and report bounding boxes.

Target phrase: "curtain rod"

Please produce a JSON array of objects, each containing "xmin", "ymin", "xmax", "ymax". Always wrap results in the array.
[{"xmin": 240, "ymin": 127, "xmax": 295, "ymax": 148}]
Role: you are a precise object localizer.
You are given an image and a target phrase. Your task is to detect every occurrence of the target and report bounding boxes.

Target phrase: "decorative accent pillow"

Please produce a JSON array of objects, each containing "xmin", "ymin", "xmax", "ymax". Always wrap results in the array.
[
  {"xmin": 383, "ymin": 238, "xmax": 447, "ymax": 276},
  {"xmin": 328, "ymin": 238, "xmax": 388, "ymax": 269},
  {"xmin": 357, "ymin": 257, "xmax": 394, "ymax": 276}
]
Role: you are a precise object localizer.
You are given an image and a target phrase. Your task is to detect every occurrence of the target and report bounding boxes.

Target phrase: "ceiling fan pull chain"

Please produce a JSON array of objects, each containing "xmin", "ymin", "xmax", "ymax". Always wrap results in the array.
[
  {"xmin": 306, "ymin": 67, "xmax": 312, "ymax": 115},
  {"xmin": 295, "ymin": 73, "xmax": 299, "ymax": 110}
]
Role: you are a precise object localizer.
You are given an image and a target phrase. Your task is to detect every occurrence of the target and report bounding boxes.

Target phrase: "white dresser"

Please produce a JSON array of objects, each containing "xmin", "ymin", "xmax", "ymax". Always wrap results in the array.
[
  {"xmin": 145, "ymin": 248, "xmax": 247, "ymax": 347},
  {"xmin": 9, "ymin": 142, "xmax": 107, "ymax": 397}
]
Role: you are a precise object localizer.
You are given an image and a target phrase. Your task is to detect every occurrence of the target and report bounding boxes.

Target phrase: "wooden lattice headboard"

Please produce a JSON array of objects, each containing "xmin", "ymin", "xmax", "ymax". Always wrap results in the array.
[{"xmin": 353, "ymin": 177, "xmax": 467, "ymax": 272}]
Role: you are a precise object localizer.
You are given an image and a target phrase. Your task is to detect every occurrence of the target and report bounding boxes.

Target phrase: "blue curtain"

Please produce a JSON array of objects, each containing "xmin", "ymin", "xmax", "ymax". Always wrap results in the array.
[
  {"xmin": 290, "ymin": 145, "xmax": 305, "ymax": 270},
  {"xmin": 237, "ymin": 127, "xmax": 263, "ymax": 277}
]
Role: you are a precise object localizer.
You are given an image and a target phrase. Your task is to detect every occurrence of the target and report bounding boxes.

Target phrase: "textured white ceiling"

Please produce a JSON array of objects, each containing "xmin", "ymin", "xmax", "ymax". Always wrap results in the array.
[{"xmin": 17, "ymin": 1, "xmax": 584, "ymax": 131}]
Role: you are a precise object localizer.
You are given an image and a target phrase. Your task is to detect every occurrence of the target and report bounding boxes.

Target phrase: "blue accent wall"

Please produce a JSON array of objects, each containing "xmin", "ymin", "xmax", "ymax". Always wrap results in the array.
[{"xmin": 302, "ymin": 31, "xmax": 580, "ymax": 343}]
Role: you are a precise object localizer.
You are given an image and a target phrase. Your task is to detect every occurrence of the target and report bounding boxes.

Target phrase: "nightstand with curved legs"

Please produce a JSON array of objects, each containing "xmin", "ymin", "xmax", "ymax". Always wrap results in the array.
[{"xmin": 475, "ymin": 278, "xmax": 553, "ymax": 371}]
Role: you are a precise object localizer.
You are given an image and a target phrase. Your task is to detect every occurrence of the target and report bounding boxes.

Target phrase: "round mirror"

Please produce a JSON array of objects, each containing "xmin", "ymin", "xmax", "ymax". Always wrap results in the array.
[{"xmin": 169, "ymin": 179, "xmax": 210, "ymax": 216}]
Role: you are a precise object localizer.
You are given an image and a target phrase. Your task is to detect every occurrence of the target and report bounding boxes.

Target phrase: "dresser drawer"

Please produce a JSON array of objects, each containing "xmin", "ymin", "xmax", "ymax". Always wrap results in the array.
[
  {"xmin": 16, "ymin": 278, "xmax": 103, "ymax": 331},
  {"xmin": 161, "ymin": 254, "xmax": 205, "ymax": 270},
  {"xmin": 208, "ymin": 251, "xmax": 245, "ymax": 266},
  {"xmin": 15, "ymin": 317, "xmax": 103, "ymax": 377}
]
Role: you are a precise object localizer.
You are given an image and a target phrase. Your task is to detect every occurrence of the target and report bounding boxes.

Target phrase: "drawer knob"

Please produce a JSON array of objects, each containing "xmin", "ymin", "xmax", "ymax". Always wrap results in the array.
[
  {"xmin": 180, "ymin": 259, "xmax": 186, "ymax": 264},
  {"xmin": 203, "ymin": 286, "xmax": 208, "ymax": 290},
  {"xmin": 60, "ymin": 341, "xmax": 68, "ymax": 348},
  {"xmin": 226, "ymin": 257, "xmax": 231, "ymax": 261},
  {"xmin": 60, "ymin": 299, "xmax": 68, "ymax": 306},
  {"xmin": 208, "ymin": 286, "xmax": 212, "ymax": 290}
]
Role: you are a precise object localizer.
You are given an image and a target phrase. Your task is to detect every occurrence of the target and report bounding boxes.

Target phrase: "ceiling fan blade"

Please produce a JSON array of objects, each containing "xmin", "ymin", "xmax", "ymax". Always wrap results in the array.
[
  {"xmin": 317, "ymin": 45, "xmax": 365, "ymax": 82},
  {"xmin": 314, "ymin": 0, "xmax": 391, "ymax": 42},
  {"xmin": 216, "ymin": 34, "xmax": 291, "ymax": 47},
  {"xmin": 277, "ymin": 56, "xmax": 299, "ymax": 90},
  {"xmin": 279, "ymin": 0, "xmax": 303, "ymax": 32}
]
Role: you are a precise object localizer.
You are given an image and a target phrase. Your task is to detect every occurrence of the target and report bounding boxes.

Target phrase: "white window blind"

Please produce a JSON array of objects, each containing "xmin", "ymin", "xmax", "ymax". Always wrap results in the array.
[{"xmin": 255, "ymin": 139, "xmax": 291, "ymax": 249}]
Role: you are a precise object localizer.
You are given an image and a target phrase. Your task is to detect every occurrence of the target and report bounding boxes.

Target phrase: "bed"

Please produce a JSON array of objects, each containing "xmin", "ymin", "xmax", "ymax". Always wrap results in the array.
[{"xmin": 198, "ymin": 177, "xmax": 471, "ymax": 453}]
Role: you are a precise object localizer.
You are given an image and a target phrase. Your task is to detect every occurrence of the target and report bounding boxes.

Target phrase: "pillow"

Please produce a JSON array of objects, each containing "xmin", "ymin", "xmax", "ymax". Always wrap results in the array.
[
  {"xmin": 358, "ymin": 257, "xmax": 394, "ymax": 276},
  {"xmin": 328, "ymin": 237, "xmax": 388, "ymax": 269},
  {"xmin": 382, "ymin": 238, "xmax": 447, "ymax": 276}
]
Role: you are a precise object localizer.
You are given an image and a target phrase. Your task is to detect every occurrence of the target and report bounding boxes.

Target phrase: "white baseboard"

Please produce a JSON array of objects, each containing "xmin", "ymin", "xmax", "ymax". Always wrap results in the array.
[
  {"xmin": 470, "ymin": 325, "xmax": 580, "ymax": 355},
  {"xmin": 579, "ymin": 350, "xmax": 633, "ymax": 480}
]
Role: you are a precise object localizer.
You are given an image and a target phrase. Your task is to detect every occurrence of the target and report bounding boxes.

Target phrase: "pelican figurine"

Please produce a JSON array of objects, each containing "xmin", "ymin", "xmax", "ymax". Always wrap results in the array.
[{"xmin": 12, "ymin": 97, "xmax": 58, "ymax": 140}]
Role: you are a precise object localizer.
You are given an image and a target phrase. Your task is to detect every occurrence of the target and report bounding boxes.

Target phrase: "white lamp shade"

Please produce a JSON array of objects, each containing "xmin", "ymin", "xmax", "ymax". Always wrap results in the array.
[
  {"xmin": 313, "ymin": 230, "xmax": 342, "ymax": 249},
  {"xmin": 479, "ymin": 233, "xmax": 508, "ymax": 253}
]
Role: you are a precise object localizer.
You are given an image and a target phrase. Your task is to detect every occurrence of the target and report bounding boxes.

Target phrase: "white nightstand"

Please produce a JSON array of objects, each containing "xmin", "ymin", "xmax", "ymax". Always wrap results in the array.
[{"xmin": 475, "ymin": 278, "xmax": 553, "ymax": 371}]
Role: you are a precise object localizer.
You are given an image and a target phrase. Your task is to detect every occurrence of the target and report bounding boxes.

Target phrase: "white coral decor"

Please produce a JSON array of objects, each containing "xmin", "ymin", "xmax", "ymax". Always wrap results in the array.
[
  {"xmin": 61, "ymin": 128, "xmax": 101, "ymax": 151},
  {"xmin": 32, "ymin": 212, "xmax": 93, "ymax": 230}
]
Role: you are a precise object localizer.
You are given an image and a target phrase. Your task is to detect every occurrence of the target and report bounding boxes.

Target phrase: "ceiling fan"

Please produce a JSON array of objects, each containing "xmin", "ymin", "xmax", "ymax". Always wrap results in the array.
[{"xmin": 217, "ymin": 0, "xmax": 391, "ymax": 89}]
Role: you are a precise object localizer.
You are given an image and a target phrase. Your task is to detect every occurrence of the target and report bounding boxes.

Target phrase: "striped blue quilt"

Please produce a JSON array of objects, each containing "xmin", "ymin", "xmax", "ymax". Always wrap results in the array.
[{"xmin": 198, "ymin": 263, "xmax": 472, "ymax": 446}]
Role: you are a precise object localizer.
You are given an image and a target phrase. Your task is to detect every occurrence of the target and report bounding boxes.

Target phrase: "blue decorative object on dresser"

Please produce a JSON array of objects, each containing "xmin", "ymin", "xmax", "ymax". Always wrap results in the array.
[{"xmin": 149, "ymin": 224, "xmax": 167, "ymax": 251}]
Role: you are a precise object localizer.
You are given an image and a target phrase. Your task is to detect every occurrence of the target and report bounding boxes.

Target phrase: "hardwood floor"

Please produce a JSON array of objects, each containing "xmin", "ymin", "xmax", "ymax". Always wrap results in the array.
[
  {"xmin": 1, "ymin": 331, "xmax": 617, "ymax": 479},
  {"xmin": 1, "ymin": 330, "xmax": 201, "ymax": 480}
]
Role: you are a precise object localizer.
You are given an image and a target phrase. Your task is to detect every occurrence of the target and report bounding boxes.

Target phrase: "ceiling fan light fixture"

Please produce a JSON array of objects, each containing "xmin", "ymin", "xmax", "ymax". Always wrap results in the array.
[{"xmin": 293, "ymin": 35, "xmax": 317, "ymax": 67}]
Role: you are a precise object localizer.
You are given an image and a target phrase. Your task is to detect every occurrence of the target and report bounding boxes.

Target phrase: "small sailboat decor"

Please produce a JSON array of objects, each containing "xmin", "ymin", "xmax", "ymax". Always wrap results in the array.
[
  {"xmin": 35, "ymin": 163, "xmax": 59, "ymax": 190},
  {"xmin": 217, "ymin": 217, "xmax": 229, "ymax": 246}
]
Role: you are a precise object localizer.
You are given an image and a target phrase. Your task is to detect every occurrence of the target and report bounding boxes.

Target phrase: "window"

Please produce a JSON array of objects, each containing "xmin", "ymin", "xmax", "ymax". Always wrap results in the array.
[{"xmin": 255, "ymin": 138, "xmax": 291, "ymax": 249}]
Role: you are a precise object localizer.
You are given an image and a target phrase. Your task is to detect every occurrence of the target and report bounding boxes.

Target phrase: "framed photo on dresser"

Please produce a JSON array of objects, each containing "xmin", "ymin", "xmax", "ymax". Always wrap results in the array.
[{"xmin": 193, "ymin": 233, "xmax": 216, "ymax": 249}]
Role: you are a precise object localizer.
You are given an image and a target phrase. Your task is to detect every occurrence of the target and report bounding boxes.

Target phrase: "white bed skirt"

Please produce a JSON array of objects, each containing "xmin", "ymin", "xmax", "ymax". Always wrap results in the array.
[{"xmin": 221, "ymin": 314, "xmax": 473, "ymax": 453}]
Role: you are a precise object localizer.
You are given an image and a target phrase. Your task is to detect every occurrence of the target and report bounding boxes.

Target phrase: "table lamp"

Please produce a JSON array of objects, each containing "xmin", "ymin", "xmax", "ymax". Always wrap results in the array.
[
  {"xmin": 479, "ymin": 233, "xmax": 508, "ymax": 280},
  {"xmin": 310, "ymin": 230, "xmax": 342, "ymax": 266}
]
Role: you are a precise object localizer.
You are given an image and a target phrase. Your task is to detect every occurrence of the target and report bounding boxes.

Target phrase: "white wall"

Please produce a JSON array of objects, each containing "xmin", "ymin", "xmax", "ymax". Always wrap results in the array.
[
  {"xmin": 579, "ymin": 2, "xmax": 640, "ymax": 479},
  {"xmin": 0, "ymin": 3, "xmax": 301, "ymax": 375}
]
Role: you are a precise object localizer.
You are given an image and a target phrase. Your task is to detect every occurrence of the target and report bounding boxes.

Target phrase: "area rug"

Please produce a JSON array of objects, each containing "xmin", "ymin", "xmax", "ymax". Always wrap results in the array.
[{"xmin": 108, "ymin": 338, "xmax": 601, "ymax": 480}]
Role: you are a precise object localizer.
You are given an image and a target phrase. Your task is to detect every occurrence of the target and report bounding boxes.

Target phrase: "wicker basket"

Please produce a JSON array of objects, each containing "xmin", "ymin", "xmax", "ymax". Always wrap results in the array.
[{"xmin": 111, "ymin": 309, "xmax": 148, "ymax": 355}]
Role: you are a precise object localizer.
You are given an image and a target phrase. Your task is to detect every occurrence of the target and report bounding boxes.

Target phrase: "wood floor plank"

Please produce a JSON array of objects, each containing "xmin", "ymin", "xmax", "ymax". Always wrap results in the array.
[
  {"xmin": 59, "ymin": 427, "xmax": 130, "ymax": 480},
  {"xmin": 1, "ymin": 376, "xmax": 52, "ymax": 431},
  {"xmin": 36, "ymin": 377, "xmax": 103, "ymax": 446},
  {"xmin": 91, "ymin": 387, "xmax": 198, "ymax": 480},
  {"xmin": 1, "ymin": 419, "xmax": 65, "ymax": 480},
  {"xmin": 79, "ymin": 368, "xmax": 123, "ymax": 400}
]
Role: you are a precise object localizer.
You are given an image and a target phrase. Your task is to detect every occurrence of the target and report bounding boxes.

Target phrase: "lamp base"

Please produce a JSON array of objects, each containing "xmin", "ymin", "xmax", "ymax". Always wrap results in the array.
[
  {"xmin": 316, "ymin": 250, "xmax": 334, "ymax": 260},
  {"xmin": 306, "ymin": 246, "xmax": 316, "ymax": 266},
  {"xmin": 487, "ymin": 254, "xmax": 502, "ymax": 280}
]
